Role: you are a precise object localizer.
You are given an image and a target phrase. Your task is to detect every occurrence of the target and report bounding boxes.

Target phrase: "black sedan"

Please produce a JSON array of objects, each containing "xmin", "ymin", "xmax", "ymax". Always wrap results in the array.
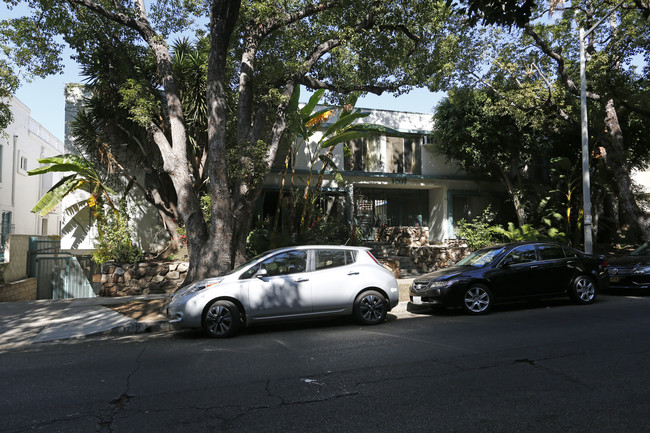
[
  {"xmin": 408, "ymin": 242, "xmax": 608, "ymax": 315},
  {"xmin": 607, "ymin": 242, "xmax": 650, "ymax": 290}
]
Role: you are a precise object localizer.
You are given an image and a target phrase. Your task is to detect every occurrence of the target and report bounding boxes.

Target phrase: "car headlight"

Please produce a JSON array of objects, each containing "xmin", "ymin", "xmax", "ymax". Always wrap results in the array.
[
  {"xmin": 428, "ymin": 279, "xmax": 458, "ymax": 288},
  {"xmin": 634, "ymin": 266, "xmax": 650, "ymax": 274},
  {"xmin": 176, "ymin": 280, "xmax": 221, "ymax": 299}
]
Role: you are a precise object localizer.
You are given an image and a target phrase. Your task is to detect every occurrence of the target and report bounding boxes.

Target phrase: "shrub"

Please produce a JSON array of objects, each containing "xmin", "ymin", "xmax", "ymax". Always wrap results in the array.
[
  {"xmin": 491, "ymin": 222, "xmax": 567, "ymax": 244},
  {"xmin": 93, "ymin": 213, "xmax": 143, "ymax": 265},
  {"xmin": 455, "ymin": 207, "xmax": 567, "ymax": 250},
  {"xmin": 455, "ymin": 207, "xmax": 498, "ymax": 250}
]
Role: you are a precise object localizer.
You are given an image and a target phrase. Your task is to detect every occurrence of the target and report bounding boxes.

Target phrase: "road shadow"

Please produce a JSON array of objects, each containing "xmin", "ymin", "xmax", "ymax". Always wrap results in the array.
[
  {"xmin": 406, "ymin": 294, "xmax": 618, "ymax": 317},
  {"xmin": 170, "ymin": 312, "xmax": 402, "ymax": 340}
]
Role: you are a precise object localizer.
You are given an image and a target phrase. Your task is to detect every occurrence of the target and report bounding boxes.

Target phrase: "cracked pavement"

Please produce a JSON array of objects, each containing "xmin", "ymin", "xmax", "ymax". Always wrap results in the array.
[{"xmin": 2, "ymin": 294, "xmax": 650, "ymax": 432}]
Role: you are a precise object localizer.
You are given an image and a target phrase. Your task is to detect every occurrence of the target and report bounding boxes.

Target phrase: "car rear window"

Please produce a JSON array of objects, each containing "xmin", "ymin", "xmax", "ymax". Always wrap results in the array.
[
  {"xmin": 315, "ymin": 249, "xmax": 356, "ymax": 270},
  {"xmin": 538, "ymin": 244, "xmax": 565, "ymax": 261}
]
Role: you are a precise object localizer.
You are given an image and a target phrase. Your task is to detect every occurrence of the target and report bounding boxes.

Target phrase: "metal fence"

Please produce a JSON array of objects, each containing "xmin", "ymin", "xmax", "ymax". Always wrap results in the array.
[{"xmin": 28, "ymin": 237, "xmax": 97, "ymax": 300}]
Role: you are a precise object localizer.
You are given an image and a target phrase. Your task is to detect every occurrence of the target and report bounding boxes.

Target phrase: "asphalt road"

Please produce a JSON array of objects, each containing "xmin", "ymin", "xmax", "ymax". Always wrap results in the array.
[{"xmin": 2, "ymin": 293, "xmax": 650, "ymax": 432}]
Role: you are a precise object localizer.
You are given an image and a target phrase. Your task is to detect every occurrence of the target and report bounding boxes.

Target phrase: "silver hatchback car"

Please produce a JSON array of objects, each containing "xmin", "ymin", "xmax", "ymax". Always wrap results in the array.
[{"xmin": 166, "ymin": 245, "xmax": 399, "ymax": 338}]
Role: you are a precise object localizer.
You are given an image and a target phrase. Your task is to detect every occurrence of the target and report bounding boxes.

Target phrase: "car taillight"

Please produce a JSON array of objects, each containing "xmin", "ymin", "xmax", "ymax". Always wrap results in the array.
[{"xmin": 366, "ymin": 251, "xmax": 380, "ymax": 264}]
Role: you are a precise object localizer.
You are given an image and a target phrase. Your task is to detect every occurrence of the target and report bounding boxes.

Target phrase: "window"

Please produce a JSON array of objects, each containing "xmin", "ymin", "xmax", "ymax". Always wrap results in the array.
[
  {"xmin": 344, "ymin": 135, "xmax": 382, "ymax": 172},
  {"xmin": 387, "ymin": 136, "xmax": 421, "ymax": 174},
  {"xmin": 18, "ymin": 152, "xmax": 28, "ymax": 174},
  {"xmin": 260, "ymin": 250, "xmax": 307, "ymax": 277},
  {"xmin": 563, "ymin": 247, "xmax": 578, "ymax": 258},
  {"xmin": 506, "ymin": 245, "xmax": 537, "ymax": 264},
  {"xmin": 538, "ymin": 244, "xmax": 565, "ymax": 261},
  {"xmin": 315, "ymin": 249, "xmax": 356, "ymax": 270}
]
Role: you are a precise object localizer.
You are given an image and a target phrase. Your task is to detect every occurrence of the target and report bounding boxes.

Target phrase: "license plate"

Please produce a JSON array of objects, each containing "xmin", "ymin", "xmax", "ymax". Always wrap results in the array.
[
  {"xmin": 609, "ymin": 276, "xmax": 620, "ymax": 282},
  {"xmin": 412, "ymin": 296, "xmax": 422, "ymax": 304}
]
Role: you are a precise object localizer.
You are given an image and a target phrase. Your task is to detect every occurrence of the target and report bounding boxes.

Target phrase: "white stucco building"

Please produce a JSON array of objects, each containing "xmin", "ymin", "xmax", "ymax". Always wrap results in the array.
[
  {"xmin": 0, "ymin": 96, "xmax": 64, "ymax": 257},
  {"xmin": 262, "ymin": 106, "xmax": 505, "ymax": 242},
  {"xmin": 64, "ymin": 88, "xmax": 507, "ymax": 250}
]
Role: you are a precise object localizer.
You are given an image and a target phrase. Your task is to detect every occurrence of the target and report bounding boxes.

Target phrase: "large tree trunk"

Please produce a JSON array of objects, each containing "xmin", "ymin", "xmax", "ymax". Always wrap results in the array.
[
  {"xmin": 600, "ymin": 99, "xmax": 650, "ymax": 241},
  {"xmin": 498, "ymin": 165, "xmax": 527, "ymax": 227},
  {"xmin": 193, "ymin": 0, "xmax": 242, "ymax": 280}
]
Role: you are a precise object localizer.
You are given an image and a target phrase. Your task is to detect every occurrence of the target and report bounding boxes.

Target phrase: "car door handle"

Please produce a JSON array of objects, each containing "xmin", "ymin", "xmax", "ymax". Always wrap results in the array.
[
  {"xmin": 295, "ymin": 278, "xmax": 309, "ymax": 283},
  {"xmin": 348, "ymin": 271, "xmax": 359, "ymax": 275}
]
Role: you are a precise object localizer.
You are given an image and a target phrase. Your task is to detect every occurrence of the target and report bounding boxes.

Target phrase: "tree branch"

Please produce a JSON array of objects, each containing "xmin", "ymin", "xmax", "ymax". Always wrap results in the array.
[
  {"xmin": 632, "ymin": 0, "xmax": 650, "ymax": 19},
  {"xmin": 64, "ymin": 0, "xmax": 141, "ymax": 32},
  {"xmin": 523, "ymin": 22, "xmax": 602, "ymax": 104},
  {"xmin": 261, "ymin": 0, "xmax": 340, "ymax": 36},
  {"xmin": 300, "ymin": 75, "xmax": 391, "ymax": 95}
]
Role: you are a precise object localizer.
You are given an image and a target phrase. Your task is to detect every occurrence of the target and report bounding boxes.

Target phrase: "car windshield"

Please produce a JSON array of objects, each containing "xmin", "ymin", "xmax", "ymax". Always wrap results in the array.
[
  {"xmin": 455, "ymin": 247, "xmax": 505, "ymax": 267},
  {"xmin": 630, "ymin": 243, "xmax": 650, "ymax": 256},
  {"xmin": 225, "ymin": 251, "xmax": 272, "ymax": 275}
]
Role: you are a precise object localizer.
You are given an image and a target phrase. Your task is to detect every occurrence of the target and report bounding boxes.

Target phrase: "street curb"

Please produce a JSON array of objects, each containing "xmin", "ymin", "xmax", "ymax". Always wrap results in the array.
[{"xmin": 101, "ymin": 319, "xmax": 176, "ymax": 337}]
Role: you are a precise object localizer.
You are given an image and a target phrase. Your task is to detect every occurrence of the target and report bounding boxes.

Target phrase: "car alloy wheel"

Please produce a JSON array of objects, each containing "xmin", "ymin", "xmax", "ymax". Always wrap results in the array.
[
  {"xmin": 571, "ymin": 275, "xmax": 596, "ymax": 304},
  {"xmin": 354, "ymin": 290, "xmax": 388, "ymax": 325},
  {"xmin": 203, "ymin": 300, "xmax": 241, "ymax": 338},
  {"xmin": 462, "ymin": 285, "xmax": 492, "ymax": 314}
]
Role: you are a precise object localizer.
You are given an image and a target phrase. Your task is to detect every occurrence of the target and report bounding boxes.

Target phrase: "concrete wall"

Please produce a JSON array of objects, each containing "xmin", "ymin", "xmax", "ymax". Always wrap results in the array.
[
  {"xmin": 2, "ymin": 234, "xmax": 31, "ymax": 283},
  {"xmin": 0, "ymin": 96, "xmax": 64, "ymax": 238}
]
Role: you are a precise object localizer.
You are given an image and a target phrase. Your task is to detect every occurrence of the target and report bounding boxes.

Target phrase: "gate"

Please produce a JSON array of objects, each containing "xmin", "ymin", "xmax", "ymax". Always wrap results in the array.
[{"xmin": 28, "ymin": 237, "xmax": 97, "ymax": 300}]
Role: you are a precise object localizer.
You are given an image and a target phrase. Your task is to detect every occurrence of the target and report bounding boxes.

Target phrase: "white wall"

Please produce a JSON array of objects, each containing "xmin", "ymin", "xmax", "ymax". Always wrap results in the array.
[
  {"xmin": 0, "ymin": 97, "xmax": 63, "ymax": 238},
  {"xmin": 62, "ymin": 85, "xmax": 168, "ymax": 252}
]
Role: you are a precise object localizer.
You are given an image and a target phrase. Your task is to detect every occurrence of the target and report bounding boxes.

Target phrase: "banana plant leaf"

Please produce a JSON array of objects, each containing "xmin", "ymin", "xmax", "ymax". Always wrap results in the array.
[
  {"xmin": 300, "ymin": 89, "xmax": 325, "ymax": 118},
  {"xmin": 318, "ymin": 154, "xmax": 345, "ymax": 184},
  {"xmin": 320, "ymin": 130, "xmax": 369, "ymax": 148},
  {"xmin": 31, "ymin": 175, "xmax": 84, "ymax": 216},
  {"xmin": 321, "ymin": 110, "xmax": 370, "ymax": 139}
]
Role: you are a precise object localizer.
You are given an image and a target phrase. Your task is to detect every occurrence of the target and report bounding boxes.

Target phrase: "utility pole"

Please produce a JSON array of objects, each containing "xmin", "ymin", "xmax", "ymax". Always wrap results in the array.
[{"xmin": 579, "ymin": 0, "xmax": 626, "ymax": 254}]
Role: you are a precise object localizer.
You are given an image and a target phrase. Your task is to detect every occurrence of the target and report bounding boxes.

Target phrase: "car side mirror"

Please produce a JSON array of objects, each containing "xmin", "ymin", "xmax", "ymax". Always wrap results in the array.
[
  {"xmin": 255, "ymin": 268, "xmax": 268, "ymax": 279},
  {"xmin": 500, "ymin": 257, "xmax": 514, "ymax": 268}
]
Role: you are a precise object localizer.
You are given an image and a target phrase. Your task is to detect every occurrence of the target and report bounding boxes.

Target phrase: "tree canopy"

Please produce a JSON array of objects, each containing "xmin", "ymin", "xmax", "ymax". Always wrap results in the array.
[
  {"xmin": 1, "ymin": 0, "xmax": 477, "ymax": 281},
  {"xmin": 434, "ymin": 0, "xmax": 650, "ymax": 244}
]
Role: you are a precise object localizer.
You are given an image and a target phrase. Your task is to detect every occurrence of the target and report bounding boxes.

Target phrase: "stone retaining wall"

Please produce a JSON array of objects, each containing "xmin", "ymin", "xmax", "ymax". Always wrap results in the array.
[
  {"xmin": 408, "ymin": 242, "xmax": 471, "ymax": 273},
  {"xmin": 0, "ymin": 278, "xmax": 37, "ymax": 302},
  {"xmin": 99, "ymin": 261, "xmax": 189, "ymax": 297},
  {"xmin": 375, "ymin": 226, "xmax": 471, "ymax": 273},
  {"xmin": 375, "ymin": 226, "xmax": 430, "ymax": 255}
]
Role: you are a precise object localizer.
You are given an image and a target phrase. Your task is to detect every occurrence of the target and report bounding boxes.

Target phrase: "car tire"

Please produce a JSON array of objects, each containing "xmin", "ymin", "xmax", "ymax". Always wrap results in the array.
[
  {"xmin": 202, "ymin": 300, "xmax": 241, "ymax": 338},
  {"xmin": 569, "ymin": 275, "xmax": 597, "ymax": 305},
  {"xmin": 462, "ymin": 284, "xmax": 493, "ymax": 315},
  {"xmin": 353, "ymin": 290, "xmax": 388, "ymax": 325}
]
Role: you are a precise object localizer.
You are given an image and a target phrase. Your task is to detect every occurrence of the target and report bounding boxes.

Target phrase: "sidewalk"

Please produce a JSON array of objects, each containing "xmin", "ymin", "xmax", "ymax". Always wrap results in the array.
[
  {"xmin": 0, "ymin": 294, "xmax": 171, "ymax": 349},
  {"xmin": 0, "ymin": 278, "xmax": 415, "ymax": 349}
]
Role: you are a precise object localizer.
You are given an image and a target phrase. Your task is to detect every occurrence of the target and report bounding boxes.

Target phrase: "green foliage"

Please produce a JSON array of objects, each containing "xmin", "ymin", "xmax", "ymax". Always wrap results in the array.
[
  {"xmin": 301, "ymin": 216, "xmax": 351, "ymax": 245},
  {"xmin": 245, "ymin": 211, "xmax": 353, "ymax": 259},
  {"xmin": 199, "ymin": 194, "xmax": 211, "ymax": 225},
  {"xmin": 491, "ymin": 222, "xmax": 566, "ymax": 244},
  {"xmin": 456, "ymin": 206, "xmax": 567, "ymax": 250},
  {"xmin": 118, "ymin": 78, "xmax": 162, "ymax": 128},
  {"xmin": 28, "ymin": 154, "xmax": 116, "ymax": 217},
  {"xmin": 92, "ymin": 210, "xmax": 143, "ymax": 265},
  {"xmin": 455, "ymin": 207, "xmax": 498, "ymax": 250},
  {"xmin": 278, "ymin": 87, "xmax": 402, "ymax": 236}
]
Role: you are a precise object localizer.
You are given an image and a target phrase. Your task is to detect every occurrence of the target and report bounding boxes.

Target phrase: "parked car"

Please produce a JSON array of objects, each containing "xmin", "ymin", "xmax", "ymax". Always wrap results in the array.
[
  {"xmin": 408, "ymin": 242, "xmax": 607, "ymax": 315},
  {"xmin": 166, "ymin": 245, "xmax": 399, "ymax": 338},
  {"xmin": 606, "ymin": 242, "xmax": 650, "ymax": 290}
]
